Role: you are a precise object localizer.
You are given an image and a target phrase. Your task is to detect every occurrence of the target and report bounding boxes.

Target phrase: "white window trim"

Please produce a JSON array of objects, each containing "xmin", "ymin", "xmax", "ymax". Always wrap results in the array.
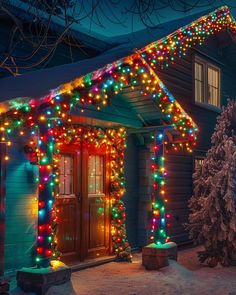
[{"xmin": 194, "ymin": 56, "xmax": 221, "ymax": 111}]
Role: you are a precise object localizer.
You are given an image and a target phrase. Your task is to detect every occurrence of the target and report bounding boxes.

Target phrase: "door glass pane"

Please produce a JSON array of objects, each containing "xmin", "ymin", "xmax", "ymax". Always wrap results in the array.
[
  {"xmin": 88, "ymin": 155, "xmax": 106, "ymax": 250},
  {"xmin": 59, "ymin": 154, "xmax": 74, "ymax": 195},
  {"xmin": 88, "ymin": 155, "xmax": 104, "ymax": 195}
]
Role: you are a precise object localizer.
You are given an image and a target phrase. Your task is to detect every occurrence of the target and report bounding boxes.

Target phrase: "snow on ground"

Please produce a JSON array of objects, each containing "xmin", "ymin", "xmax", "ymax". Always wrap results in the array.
[{"xmin": 10, "ymin": 246, "xmax": 236, "ymax": 295}]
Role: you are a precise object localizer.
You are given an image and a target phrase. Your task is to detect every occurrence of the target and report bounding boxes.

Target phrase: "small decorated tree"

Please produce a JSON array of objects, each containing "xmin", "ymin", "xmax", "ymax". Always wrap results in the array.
[{"xmin": 187, "ymin": 100, "xmax": 236, "ymax": 266}]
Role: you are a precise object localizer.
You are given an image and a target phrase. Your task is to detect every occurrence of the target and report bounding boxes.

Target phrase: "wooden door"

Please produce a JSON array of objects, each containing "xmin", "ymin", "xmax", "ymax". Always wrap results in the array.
[
  {"xmin": 81, "ymin": 146, "xmax": 111, "ymax": 260},
  {"xmin": 56, "ymin": 152, "xmax": 81, "ymax": 261},
  {"xmin": 56, "ymin": 145, "xmax": 110, "ymax": 262}
]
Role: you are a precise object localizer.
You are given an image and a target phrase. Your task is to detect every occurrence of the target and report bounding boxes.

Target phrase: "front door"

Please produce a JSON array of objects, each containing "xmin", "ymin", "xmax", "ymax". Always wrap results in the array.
[
  {"xmin": 56, "ymin": 145, "xmax": 110, "ymax": 262},
  {"xmin": 56, "ymin": 153, "xmax": 80, "ymax": 261},
  {"xmin": 83, "ymin": 149, "xmax": 110, "ymax": 259}
]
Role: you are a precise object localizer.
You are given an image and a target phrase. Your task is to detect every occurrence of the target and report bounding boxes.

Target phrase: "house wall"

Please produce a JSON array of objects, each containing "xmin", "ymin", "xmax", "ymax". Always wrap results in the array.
[
  {"xmin": 137, "ymin": 143, "xmax": 152, "ymax": 247},
  {"xmin": 123, "ymin": 135, "xmax": 139, "ymax": 248},
  {"xmin": 4, "ymin": 138, "xmax": 38, "ymax": 273},
  {"xmin": 165, "ymin": 151, "xmax": 193, "ymax": 243}
]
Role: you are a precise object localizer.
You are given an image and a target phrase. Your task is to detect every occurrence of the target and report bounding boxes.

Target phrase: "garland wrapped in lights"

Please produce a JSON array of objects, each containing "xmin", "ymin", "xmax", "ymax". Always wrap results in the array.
[
  {"xmin": 150, "ymin": 132, "xmax": 170, "ymax": 244},
  {"xmin": 0, "ymin": 6, "xmax": 235, "ymax": 265}
]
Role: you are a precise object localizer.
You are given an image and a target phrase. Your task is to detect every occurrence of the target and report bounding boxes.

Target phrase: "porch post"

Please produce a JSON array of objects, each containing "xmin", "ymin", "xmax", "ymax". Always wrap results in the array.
[
  {"xmin": 150, "ymin": 131, "xmax": 167, "ymax": 244},
  {"xmin": 142, "ymin": 129, "xmax": 177, "ymax": 270},
  {"xmin": 36, "ymin": 120, "xmax": 54, "ymax": 268}
]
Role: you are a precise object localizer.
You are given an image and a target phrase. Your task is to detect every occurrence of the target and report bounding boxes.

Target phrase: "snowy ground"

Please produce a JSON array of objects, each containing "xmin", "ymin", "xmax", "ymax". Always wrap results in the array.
[{"xmin": 10, "ymin": 246, "xmax": 236, "ymax": 295}]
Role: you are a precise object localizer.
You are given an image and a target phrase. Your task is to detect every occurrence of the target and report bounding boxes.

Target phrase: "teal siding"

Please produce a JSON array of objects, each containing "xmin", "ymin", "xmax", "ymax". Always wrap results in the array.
[
  {"xmin": 123, "ymin": 135, "xmax": 139, "ymax": 247},
  {"xmin": 4, "ymin": 140, "xmax": 38, "ymax": 273}
]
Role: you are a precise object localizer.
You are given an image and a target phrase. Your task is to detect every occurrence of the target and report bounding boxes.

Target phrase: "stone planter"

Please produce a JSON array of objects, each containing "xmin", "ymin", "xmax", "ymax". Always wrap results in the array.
[
  {"xmin": 16, "ymin": 261, "xmax": 71, "ymax": 295},
  {"xmin": 142, "ymin": 242, "xmax": 177, "ymax": 270}
]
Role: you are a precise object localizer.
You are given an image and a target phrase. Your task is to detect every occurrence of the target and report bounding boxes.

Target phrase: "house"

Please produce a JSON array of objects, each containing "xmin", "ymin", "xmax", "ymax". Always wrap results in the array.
[{"xmin": 0, "ymin": 6, "xmax": 235, "ymax": 277}]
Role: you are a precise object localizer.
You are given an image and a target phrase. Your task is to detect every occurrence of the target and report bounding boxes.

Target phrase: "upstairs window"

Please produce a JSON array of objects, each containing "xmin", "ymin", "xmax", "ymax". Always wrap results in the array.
[{"xmin": 194, "ymin": 57, "xmax": 220, "ymax": 108}]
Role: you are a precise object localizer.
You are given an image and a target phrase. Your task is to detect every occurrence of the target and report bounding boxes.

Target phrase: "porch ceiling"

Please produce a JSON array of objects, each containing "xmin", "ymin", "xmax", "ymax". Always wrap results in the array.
[
  {"xmin": 121, "ymin": 85, "xmax": 165, "ymax": 126},
  {"xmin": 69, "ymin": 84, "xmax": 166, "ymax": 129}
]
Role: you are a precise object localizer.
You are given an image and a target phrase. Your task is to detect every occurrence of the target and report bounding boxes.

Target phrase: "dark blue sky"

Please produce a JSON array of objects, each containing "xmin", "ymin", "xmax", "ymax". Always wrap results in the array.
[
  {"xmin": 10, "ymin": 0, "xmax": 236, "ymax": 38},
  {"xmin": 78, "ymin": 0, "xmax": 236, "ymax": 37}
]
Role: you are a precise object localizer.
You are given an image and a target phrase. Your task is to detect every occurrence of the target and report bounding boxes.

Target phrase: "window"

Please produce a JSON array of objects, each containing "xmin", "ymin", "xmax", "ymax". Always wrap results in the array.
[
  {"xmin": 195, "ymin": 62, "xmax": 204, "ymax": 103},
  {"xmin": 208, "ymin": 67, "xmax": 219, "ymax": 106},
  {"xmin": 194, "ymin": 58, "xmax": 220, "ymax": 108},
  {"xmin": 88, "ymin": 155, "xmax": 104, "ymax": 195},
  {"xmin": 59, "ymin": 154, "xmax": 74, "ymax": 195},
  {"xmin": 194, "ymin": 157, "xmax": 204, "ymax": 171}
]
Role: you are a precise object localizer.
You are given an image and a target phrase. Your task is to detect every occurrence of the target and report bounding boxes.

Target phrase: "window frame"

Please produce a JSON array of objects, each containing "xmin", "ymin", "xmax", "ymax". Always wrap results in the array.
[{"xmin": 194, "ymin": 56, "xmax": 221, "ymax": 111}]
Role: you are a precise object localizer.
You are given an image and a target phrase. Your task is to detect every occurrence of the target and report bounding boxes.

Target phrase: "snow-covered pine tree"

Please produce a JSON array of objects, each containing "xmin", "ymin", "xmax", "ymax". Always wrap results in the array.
[{"xmin": 187, "ymin": 100, "xmax": 236, "ymax": 266}]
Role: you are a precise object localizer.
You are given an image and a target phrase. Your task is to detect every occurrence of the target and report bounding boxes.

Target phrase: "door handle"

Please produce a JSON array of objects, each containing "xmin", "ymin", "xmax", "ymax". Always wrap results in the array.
[{"xmin": 77, "ymin": 192, "xmax": 81, "ymax": 202}]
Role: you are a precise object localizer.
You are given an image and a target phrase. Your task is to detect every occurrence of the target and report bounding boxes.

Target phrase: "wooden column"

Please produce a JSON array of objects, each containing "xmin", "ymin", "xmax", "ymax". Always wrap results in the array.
[
  {"xmin": 37, "ymin": 122, "xmax": 54, "ymax": 268},
  {"xmin": 150, "ymin": 131, "xmax": 167, "ymax": 244}
]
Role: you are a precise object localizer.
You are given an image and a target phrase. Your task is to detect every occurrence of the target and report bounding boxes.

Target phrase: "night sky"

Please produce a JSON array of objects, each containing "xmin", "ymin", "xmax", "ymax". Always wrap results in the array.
[{"xmin": 79, "ymin": 0, "xmax": 236, "ymax": 37}]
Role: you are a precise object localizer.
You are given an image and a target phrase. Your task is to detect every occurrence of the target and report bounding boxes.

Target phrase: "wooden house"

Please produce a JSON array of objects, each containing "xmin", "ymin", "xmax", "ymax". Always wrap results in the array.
[{"xmin": 0, "ymin": 6, "xmax": 235, "ymax": 276}]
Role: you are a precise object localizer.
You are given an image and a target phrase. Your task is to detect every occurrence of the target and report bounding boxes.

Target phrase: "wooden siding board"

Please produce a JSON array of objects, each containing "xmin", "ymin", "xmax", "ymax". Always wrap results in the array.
[
  {"xmin": 165, "ymin": 152, "xmax": 193, "ymax": 243},
  {"xmin": 4, "ymin": 140, "xmax": 38, "ymax": 272},
  {"xmin": 123, "ymin": 135, "xmax": 139, "ymax": 247}
]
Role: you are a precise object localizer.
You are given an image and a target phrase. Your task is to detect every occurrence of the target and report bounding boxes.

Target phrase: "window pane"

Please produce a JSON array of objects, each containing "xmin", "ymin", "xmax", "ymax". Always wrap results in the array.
[
  {"xmin": 208, "ymin": 67, "xmax": 219, "ymax": 107},
  {"xmin": 88, "ymin": 155, "xmax": 104, "ymax": 196},
  {"xmin": 194, "ymin": 158, "xmax": 204, "ymax": 172},
  {"xmin": 195, "ymin": 62, "xmax": 204, "ymax": 103},
  {"xmin": 88, "ymin": 176, "xmax": 95, "ymax": 194},
  {"xmin": 59, "ymin": 154, "xmax": 74, "ymax": 195}
]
